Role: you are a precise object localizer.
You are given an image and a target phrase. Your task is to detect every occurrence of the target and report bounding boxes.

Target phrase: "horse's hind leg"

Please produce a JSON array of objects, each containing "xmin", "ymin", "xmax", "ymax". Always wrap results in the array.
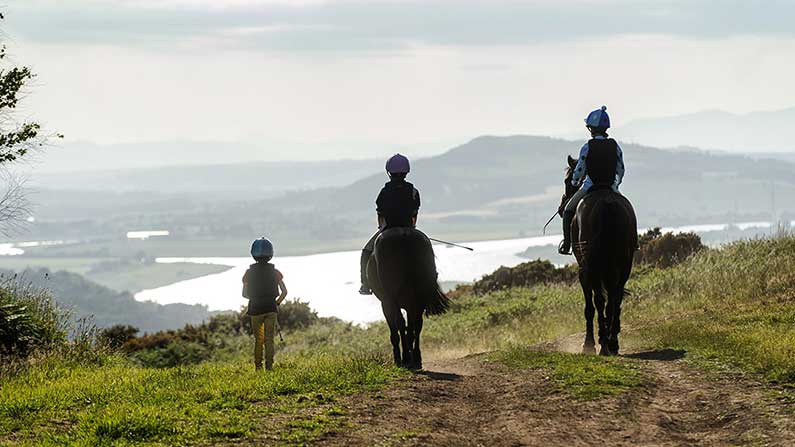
[
  {"xmin": 594, "ymin": 289, "xmax": 609, "ymax": 356},
  {"xmin": 607, "ymin": 285, "xmax": 626, "ymax": 356},
  {"xmin": 581, "ymin": 277, "xmax": 596, "ymax": 354},
  {"xmin": 397, "ymin": 310, "xmax": 412, "ymax": 367},
  {"xmin": 407, "ymin": 309, "xmax": 423, "ymax": 370},
  {"xmin": 382, "ymin": 302, "xmax": 402, "ymax": 366}
]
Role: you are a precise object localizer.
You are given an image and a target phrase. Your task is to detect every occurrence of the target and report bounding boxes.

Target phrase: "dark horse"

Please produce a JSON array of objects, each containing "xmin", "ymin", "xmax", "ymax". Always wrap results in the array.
[
  {"xmin": 561, "ymin": 156, "xmax": 637, "ymax": 356},
  {"xmin": 366, "ymin": 227, "xmax": 449, "ymax": 369}
]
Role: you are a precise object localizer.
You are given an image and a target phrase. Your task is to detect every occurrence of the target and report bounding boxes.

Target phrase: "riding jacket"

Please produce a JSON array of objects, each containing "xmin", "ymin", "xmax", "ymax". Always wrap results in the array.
[
  {"xmin": 571, "ymin": 135, "xmax": 625, "ymax": 192},
  {"xmin": 376, "ymin": 179, "xmax": 421, "ymax": 228},
  {"xmin": 242, "ymin": 262, "xmax": 283, "ymax": 315}
]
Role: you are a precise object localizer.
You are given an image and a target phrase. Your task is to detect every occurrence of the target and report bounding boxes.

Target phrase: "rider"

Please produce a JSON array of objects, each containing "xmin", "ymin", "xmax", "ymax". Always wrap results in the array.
[
  {"xmin": 359, "ymin": 153, "xmax": 421, "ymax": 295},
  {"xmin": 558, "ymin": 105, "xmax": 625, "ymax": 255},
  {"xmin": 242, "ymin": 237, "xmax": 288, "ymax": 370}
]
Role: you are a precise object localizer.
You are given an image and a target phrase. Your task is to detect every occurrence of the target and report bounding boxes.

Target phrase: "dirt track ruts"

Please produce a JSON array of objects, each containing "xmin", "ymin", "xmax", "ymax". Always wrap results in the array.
[{"xmin": 318, "ymin": 336, "xmax": 795, "ymax": 446}]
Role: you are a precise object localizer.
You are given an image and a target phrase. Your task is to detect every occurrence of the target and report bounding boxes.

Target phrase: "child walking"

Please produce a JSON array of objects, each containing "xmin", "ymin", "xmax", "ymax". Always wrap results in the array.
[{"xmin": 242, "ymin": 237, "xmax": 287, "ymax": 370}]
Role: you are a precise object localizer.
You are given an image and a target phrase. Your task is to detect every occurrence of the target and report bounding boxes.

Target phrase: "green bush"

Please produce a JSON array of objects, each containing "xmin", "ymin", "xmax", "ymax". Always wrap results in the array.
[
  {"xmin": 635, "ymin": 227, "xmax": 705, "ymax": 268},
  {"xmin": 0, "ymin": 278, "xmax": 67, "ymax": 358},
  {"xmin": 99, "ymin": 324, "xmax": 139, "ymax": 349},
  {"xmin": 472, "ymin": 259, "xmax": 577, "ymax": 295},
  {"xmin": 277, "ymin": 299, "xmax": 320, "ymax": 331}
]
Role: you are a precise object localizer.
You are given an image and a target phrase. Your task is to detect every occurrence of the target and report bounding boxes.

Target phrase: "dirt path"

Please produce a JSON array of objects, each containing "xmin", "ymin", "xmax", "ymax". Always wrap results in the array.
[{"xmin": 318, "ymin": 336, "xmax": 795, "ymax": 446}]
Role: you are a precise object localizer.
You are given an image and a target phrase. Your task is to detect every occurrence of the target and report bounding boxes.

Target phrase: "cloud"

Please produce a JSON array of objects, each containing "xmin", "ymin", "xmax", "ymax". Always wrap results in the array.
[{"xmin": 7, "ymin": 0, "xmax": 795, "ymax": 52}]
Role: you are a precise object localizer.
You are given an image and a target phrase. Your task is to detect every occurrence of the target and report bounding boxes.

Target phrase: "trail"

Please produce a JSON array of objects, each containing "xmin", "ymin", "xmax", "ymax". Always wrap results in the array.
[{"xmin": 318, "ymin": 335, "xmax": 795, "ymax": 446}]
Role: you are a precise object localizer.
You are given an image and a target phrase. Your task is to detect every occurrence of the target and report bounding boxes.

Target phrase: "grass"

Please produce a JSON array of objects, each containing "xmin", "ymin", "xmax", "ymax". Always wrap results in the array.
[
  {"xmin": 4, "ymin": 235, "xmax": 795, "ymax": 445},
  {"xmin": 0, "ymin": 351, "xmax": 403, "ymax": 446},
  {"xmin": 623, "ymin": 235, "xmax": 795, "ymax": 383},
  {"xmin": 493, "ymin": 349, "xmax": 644, "ymax": 399}
]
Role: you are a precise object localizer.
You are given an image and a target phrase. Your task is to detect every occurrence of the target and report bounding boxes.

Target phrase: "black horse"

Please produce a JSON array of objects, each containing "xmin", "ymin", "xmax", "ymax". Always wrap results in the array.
[
  {"xmin": 366, "ymin": 227, "xmax": 449, "ymax": 369},
  {"xmin": 561, "ymin": 156, "xmax": 637, "ymax": 356}
]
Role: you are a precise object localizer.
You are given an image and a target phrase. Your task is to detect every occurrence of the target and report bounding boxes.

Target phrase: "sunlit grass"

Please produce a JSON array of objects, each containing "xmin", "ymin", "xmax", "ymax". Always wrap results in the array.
[
  {"xmin": 493, "ymin": 348, "xmax": 644, "ymax": 399},
  {"xmin": 0, "ymin": 352, "xmax": 402, "ymax": 445}
]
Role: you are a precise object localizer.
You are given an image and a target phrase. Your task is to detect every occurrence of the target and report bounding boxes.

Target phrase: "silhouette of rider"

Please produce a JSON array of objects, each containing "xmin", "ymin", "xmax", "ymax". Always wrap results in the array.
[
  {"xmin": 559, "ymin": 106, "xmax": 625, "ymax": 255},
  {"xmin": 359, "ymin": 153, "xmax": 421, "ymax": 294}
]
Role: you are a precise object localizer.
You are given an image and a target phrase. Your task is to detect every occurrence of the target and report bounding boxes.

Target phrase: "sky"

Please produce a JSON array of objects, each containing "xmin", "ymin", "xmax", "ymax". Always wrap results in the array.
[{"xmin": 5, "ymin": 0, "xmax": 795, "ymax": 161}]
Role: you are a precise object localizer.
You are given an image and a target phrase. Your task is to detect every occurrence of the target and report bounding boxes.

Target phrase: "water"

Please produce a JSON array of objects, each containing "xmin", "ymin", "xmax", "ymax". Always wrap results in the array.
[{"xmin": 134, "ymin": 220, "xmax": 784, "ymax": 324}]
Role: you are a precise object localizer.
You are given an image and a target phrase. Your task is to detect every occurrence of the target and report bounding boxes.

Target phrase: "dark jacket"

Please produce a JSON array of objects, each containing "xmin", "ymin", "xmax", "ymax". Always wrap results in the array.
[
  {"xmin": 243, "ymin": 262, "xmax": 280, "ymax": 315},
  {"xmin": 376, "ymin": 179, "xmax": 421, "ymax": 228},
  {"xmin": 584, "ymin": 138, "xmax": 619, "ymax": 186}
]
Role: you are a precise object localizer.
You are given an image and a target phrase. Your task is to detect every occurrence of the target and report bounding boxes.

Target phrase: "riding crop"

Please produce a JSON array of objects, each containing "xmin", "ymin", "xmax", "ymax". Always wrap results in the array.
[
  {"xmin": 542, "ymin": 211, "xmax": 559, "ymax": 235},
  {"xmin": 427, "ymin": 237, "xmax": 474, "ymax": 251}
]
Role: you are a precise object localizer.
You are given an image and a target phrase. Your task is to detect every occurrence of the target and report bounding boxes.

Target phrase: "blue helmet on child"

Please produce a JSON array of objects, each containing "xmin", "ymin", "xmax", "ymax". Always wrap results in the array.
[
  {"xmin": 251, "ymin": 237, "xmax": 274, "ymax": 259},
  {"xmin": 584, "ymin": 105, "xmax": 610, "ymax": 129},
  {"xmin": 385, "ymin": 153, "xmax": 410, "ymax": 174}
]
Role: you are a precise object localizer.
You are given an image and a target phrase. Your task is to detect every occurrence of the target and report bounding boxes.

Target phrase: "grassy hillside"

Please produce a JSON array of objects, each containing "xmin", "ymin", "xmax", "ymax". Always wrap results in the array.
[
  {"xmin": 2, "ymin": 234, "xmax": 795, "ymax": 445},
  {"xmin": 1, "ymin": 268, "xmax": 214, "ymax": 333}
]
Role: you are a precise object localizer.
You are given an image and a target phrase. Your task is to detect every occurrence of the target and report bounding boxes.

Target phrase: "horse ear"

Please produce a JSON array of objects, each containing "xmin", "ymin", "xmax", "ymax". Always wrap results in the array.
[{"xmin": 567, "ymin": 155, "xmax": 577, "ymax": 167}]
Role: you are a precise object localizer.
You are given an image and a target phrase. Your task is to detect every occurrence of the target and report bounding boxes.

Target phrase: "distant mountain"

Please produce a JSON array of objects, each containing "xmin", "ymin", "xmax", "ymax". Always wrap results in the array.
[
  {"xmin": 15, "ymin": 135, "xmax": 795, "ymax": 255},
  {"xmin": 262, "ymin": 135, "xmax": 795, "ymax": 232},
  {"xmin": 617, "ymin": 107, "xmax": 795, "ymax": 154}
]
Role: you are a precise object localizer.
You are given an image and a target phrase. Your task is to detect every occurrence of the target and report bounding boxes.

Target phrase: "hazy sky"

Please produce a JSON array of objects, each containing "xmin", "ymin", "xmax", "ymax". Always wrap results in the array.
[{"xmin": 6, "ymin": 0, "xmax": 795, "ymax": 159}]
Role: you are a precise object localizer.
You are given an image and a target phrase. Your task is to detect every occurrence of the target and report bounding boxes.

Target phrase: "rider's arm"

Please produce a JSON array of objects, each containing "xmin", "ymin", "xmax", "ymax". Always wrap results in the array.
[
  {"xmin": 615, "ymin": 143, "xmax": 625, "ymax": 187},
  {"xmin": 276, "ymin": 280, "xmax": 287, "ymax": 305},
  {"xmin": 571, "ymin": 143, "xmax": 589, "ymax": 187}
]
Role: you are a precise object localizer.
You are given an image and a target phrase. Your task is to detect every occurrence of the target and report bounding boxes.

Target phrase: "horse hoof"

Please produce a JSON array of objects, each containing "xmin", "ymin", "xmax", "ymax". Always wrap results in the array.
[
  {"xmin": 582, "ymin": 344, "xmax": 596, "ymax": 354},
  {"xmin": 599, "ymin": 345, "xmax": 611, "ymax": 356}
]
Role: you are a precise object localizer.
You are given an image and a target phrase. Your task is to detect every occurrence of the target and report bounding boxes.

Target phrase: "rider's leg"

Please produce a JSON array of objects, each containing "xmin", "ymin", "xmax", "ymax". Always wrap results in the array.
[
  {"xmin": 559, "ymin": 188, "xmax": 588, "ymax": 255},
  {"xmin": 359, "ymin": 232, "xmax": 378, "ymax": 294}
]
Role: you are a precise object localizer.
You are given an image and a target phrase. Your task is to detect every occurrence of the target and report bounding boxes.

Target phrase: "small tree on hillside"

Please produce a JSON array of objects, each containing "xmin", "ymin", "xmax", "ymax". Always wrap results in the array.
[{"xmin": 0, "ymin": 12, "xmax": 60, "ymax": 234}]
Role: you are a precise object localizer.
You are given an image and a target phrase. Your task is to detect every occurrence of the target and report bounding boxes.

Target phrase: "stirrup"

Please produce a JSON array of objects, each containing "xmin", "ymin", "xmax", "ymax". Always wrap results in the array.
[
  {"xmin": 558, "ymin": 240, "xmax": 572, "ymax": 255},
  {"xmin": 359, "ymin": 285, "xmax": 373, "ymax": 295}
]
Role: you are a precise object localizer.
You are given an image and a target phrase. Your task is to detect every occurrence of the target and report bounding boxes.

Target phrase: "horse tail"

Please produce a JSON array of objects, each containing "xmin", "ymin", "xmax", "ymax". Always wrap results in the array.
[
  {"xmin": 409, "ymin": 232, "xmax": 449, "ymax": 316},
  {"xmin": 588, "ymin": 198, "xmax": 632, "ymax": 295}
]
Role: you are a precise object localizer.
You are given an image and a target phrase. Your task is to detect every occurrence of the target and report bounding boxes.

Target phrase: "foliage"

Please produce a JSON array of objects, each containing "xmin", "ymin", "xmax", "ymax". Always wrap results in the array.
[
  {"xmin": 471, "ymin": 259, "xmax": 577, "ymax": 295},
  {"xmin": 0, "ymin": 277, "xmax": 67, "ymax": 358},
  {"xmin": 635, "ymin": 227, "xmax": 706, "ymax": 268},
  {"xmin": 277, "ymin": 298, "xmax": 320, "ymax": 331},
  {"xmin": 0, "ymin": 267, "xmax": 212, "ymax": 333},
  {"xmin": 627, "ymin": 234, "xmax": 795, "ymax": 383},
  {"xmin": 98, "ymin": 324, "xmax": 139, "ymax": 349}
]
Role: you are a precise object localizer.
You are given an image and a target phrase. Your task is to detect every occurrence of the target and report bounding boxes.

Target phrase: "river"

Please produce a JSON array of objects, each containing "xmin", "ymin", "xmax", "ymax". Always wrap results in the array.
[{"xmin": 134, "ymin": 221, "xmax": 782, "ymax": 324}]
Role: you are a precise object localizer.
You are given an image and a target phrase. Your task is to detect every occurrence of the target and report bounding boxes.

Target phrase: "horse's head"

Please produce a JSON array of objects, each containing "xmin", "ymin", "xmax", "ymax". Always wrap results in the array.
[{"xmin": 559, "ymin": 155, "xmax": 578, "ymax": 213}]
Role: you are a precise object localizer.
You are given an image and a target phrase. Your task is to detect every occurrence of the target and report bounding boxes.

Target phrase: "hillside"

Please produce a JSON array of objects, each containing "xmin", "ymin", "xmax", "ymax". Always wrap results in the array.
[
  {"xmin": 1, "ymin": 268, "xmax": 213, "ymax": 333},
  {"xmin": 3, "ymin": 235, "xmax": 795, "ymax": 445},
  {"xmin": 7, "ymin": 135, "xmax": 795, "ymax": 262},
  {"xmin": 262, "ymin": 135, "xmax": 795, "ymax": 232}
]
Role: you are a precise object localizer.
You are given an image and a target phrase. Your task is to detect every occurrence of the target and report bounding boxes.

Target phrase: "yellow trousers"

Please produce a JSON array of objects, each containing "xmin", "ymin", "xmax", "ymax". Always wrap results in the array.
[{"xmin": 250, "ymin": 312, "xmax": 278, "ymax": 370}]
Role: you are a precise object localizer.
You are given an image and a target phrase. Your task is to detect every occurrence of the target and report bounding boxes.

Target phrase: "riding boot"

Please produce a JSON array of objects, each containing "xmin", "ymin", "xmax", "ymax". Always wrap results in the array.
[
  {"xmin": 558, "ymin": 210, "xmax": 575, "ymax": 255},
  {"xmin": 359, "ymin": 249, "xmax": 373, "ymax": 295}
]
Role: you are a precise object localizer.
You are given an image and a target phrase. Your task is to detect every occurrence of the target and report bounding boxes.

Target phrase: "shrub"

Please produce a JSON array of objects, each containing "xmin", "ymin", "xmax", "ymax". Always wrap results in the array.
[
  {"xmin": 99, "ymin": 324, "xmax": 139, "ymax": 349},
  {"xmin": 472, "ymin": 259, "xmax": 577, "ymax": 295},
  {"xmin": 277, "ymin": 299, "xmax": 319, "ymax": 331},
  {"xmin": 635, "ymin": 227, "xmax": 705, "ymax": 268},
  {"xmin": 0, "ymin": 277, "xmax": 67, "ymax": 358}
]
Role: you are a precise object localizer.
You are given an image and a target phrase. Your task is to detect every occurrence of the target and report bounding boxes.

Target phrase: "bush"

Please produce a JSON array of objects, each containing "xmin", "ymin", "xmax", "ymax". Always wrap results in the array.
[
  {"xmin": 472, "ymin": 259, "xmax": 577, "ymax": 295},
  {"xmin": 0, "ymin": 277, "xmax": 67, "ymax": 358},
  {"xmin": 277, "ymin": 299, "xmax": 319, "ymax": 331},
  {"xmin": 99, "ymin": 325, "xmax": 139, "ymax": 349},
  {"xmin": 635, "ymin": 228, "xmax": 706, "ymax": 268}
]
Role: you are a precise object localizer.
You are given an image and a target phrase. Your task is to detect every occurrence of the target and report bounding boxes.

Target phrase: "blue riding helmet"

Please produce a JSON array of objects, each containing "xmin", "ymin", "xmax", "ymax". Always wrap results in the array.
[
  {"xmin": 585, "ymin": 105, "xmax": 610, "ymax": 129},
  {"xmin": 251, "ymin": 237, "xmax": 274, "ymax": 259}
]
